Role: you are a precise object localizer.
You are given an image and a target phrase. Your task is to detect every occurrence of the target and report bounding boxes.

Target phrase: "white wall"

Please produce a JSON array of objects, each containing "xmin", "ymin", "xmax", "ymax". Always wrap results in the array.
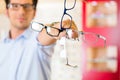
[{"xmin": 0, "ymin": 14, "xmax": 10, "ymax": 39}]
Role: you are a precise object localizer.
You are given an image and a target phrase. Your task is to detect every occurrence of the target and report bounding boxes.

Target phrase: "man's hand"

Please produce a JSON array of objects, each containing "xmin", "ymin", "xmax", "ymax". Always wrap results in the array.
[
  {"xmin": 51, "ymin": 19, "xmax": 78, "ymax": 39},
  {"xmin": 37, "ymin": 19, "xmax": 78, "ymax": 46}
]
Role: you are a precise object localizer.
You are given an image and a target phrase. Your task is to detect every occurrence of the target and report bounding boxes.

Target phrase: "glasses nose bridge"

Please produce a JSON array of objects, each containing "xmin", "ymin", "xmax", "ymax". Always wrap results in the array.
[
  {"xmin": 19, "ymin": 4, "xmax": 26, "ymax": 9},
  {"xmin": 17, "ymin": 4, "xmax": 28, "ymax": 12},
  {"xmin": 16, "ymin": 4, "xmax": 27, "ymax": 14}
]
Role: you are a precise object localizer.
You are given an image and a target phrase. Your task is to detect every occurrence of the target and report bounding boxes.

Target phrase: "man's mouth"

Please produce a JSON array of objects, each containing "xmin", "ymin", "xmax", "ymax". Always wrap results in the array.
[{"xmin": 18, "ymin": 18, "xmax": 26, "ymax": 22}]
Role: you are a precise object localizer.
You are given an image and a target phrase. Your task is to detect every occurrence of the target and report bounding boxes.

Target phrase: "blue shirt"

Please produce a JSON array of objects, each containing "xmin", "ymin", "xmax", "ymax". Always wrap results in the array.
[{"xmin": 0, "ymin": 28, "xmax": 55, "ymax": 80}]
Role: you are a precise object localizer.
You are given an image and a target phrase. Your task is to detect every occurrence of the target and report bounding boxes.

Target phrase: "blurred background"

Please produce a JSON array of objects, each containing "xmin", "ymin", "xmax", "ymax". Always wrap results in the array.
[{"xmin": 0, "ymin": 0, "xmax": 120, "ymax": 80}]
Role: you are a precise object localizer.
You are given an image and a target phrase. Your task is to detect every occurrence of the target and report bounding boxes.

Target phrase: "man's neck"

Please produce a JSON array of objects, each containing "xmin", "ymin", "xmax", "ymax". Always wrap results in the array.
[{"xmin": 9, "ymin": 28, "xmax": 25, "ymax": 39}]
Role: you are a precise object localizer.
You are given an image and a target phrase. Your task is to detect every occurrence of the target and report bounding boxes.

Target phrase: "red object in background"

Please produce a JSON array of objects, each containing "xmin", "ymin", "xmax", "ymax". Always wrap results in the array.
[{"xmin": 82, "ymin": 0, "xmax": 120, "ymax": 80}]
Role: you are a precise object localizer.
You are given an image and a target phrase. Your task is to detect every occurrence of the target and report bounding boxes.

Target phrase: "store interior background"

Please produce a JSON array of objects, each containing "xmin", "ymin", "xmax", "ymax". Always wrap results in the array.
[{"xmin": 0, "ymin": 0, "xmax": 120, "ymax": 80}]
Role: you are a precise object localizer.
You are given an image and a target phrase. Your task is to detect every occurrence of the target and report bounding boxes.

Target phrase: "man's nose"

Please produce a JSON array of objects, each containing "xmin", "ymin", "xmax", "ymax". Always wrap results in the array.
[{"xmin": 18, "ymin": 6, "xmax": 26, "ymax": 14}]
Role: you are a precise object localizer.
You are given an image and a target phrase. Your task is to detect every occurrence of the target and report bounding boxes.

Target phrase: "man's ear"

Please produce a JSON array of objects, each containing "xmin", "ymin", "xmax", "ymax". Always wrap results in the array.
[
  {"xmin": 5, "ymin": 9, "xmax": 9, "ymax": 17},
  {"xmin": 32, "ymin": 10, "xmax": 36, "ymax": 19}
]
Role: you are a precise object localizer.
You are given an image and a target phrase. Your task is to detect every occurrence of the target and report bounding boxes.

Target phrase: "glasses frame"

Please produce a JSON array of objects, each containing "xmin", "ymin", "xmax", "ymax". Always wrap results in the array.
[
  {"xmin": 60, "ymin": 0, "xmax": 76, "ymax": 30},
  {"xmin": 7, "ymin": 3, "xmax": 35, "ymax": 11},
  {"xmin": 31, "ymin": 21, "xmax": 64, "ymax": 37},
  {"xmin": 31, "ymin": 21, "xmax": 44, "ymax": 31},
  {"xmin": 65, "ymin": 29, "xmax": 106, "ymax": 46},
  {"xmin": 79, "ymin": 31, "xmax": 106, "ymax": 46},
  {"xmin": 60, "ymin": 0, "xmax": 78, "ymax": 68}
]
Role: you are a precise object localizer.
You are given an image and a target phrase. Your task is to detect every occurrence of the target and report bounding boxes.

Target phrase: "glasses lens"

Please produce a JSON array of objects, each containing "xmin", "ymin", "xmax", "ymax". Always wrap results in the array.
[
  {"xmin": 46, "ymin": 27, "xmax": 59, "ymax": 36},
  {"xmin": 8, "ymin": 3, "xmax": 34, "ymax": 11},
  {"xmin": 65, "ymin": 0, "xmax": 76, "ymax": 9},
  {"xmin": 23, "ymin": 4, "xmax": 34, "ymax": 11},
  {"xmin": 61, "ymin": 14, "xmax": 72, "ymax": 29},
  {"xmin": 8, "ymin": 3, "xmax": 19, "ymax": 10},
  {"xmin": 82, "ymin": 32, "xmax": 98, "ymax": 44},
  {"xmin": 31, "ymin": 22, "xmax": 44, "ymax": 32}
]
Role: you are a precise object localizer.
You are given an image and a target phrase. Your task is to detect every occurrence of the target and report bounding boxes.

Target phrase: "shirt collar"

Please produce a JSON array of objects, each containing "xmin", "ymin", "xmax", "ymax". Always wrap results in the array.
[
  {"xmin": 20, "ymin": 27, "xmax": 32, "ymax": 39},
  {"xmin": 3, "ymin": 27, "xmax": 33, "ymax": 43}
]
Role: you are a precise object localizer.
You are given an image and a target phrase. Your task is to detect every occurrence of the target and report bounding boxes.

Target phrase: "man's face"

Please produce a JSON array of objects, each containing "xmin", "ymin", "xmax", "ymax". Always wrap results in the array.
[{"xmin": 6, "ymin": 0, "xmax": 36, "ymax": 30}]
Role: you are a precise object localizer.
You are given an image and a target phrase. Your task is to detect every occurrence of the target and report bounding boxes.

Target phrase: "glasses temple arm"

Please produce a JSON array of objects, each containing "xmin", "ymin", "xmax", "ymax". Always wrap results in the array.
[{"xmin": 98, "ymin": 35, "xmax": 106, "ymax": 47}]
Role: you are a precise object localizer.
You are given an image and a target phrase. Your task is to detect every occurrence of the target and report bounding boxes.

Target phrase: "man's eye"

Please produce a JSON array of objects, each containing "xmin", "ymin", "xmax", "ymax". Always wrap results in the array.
[
  {"xmin": 24, "ymin": 4, "xmax": 33, "ymax": 9},
  {"xmin": 24, "ymin": 5, "xmax": 30, "ymax": 8},
  {"xmin": 12, "ymin": 4, "xmax": 19, "ymax": 8}
]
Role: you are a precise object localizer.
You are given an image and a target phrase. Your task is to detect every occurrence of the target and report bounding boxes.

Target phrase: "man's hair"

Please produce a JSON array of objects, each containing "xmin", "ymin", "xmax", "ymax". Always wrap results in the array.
[{"xmin": 4, "ymin": 0, "xmax": 38, "ymax": 10}]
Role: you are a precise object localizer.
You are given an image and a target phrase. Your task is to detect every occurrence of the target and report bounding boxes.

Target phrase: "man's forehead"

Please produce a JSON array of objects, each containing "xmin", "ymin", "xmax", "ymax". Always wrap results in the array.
[{"xmin": 10, "ymin": 0, "xmax": 33, "ymax": 4}]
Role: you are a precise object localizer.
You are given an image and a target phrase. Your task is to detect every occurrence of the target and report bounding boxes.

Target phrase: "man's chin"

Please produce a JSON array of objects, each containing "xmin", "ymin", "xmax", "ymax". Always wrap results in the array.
[
  {"xmin": 15, "ymin": 25, "xmax": 29, "ymax": 30},
  {"xmin": 12, "ymin": 21, "xmax": 29, "ymax": 30},
  {"xmin": 19, "ymin": 27, "xmax": 28, "ymax": 30}
]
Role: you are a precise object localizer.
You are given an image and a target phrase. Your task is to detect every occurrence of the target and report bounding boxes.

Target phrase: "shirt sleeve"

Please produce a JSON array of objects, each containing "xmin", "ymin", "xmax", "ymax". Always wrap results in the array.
[
  {"xmin": 34, "ymin": 32, "xmax": 56, "ymax": 57},
  {"xmin": 37, "ymin": 41, "xmax": 56, "ymax": 57}
]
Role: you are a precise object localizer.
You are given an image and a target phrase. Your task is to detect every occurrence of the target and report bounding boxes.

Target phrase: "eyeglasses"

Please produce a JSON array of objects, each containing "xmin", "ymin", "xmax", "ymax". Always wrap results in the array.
[
  {"xmin": 60, "ymin": 0, "xmax": 76, "ymax": 30},
  {"xmin": 66, "ymin": 29, "xmax": 106, "ymax": 46},
  {"xmin": 31, "ymin": 21, "xmax": 64, "ymax": 37},
  {"xmin": 7, "ymin": 3, "xmax": 35, "ymax": 11}
]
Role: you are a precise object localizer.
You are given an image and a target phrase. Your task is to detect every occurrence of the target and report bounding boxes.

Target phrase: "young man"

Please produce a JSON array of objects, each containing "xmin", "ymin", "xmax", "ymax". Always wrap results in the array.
[{"xmin": 0, "ymin": 0, "xmax": 77, "ymax": 80}]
